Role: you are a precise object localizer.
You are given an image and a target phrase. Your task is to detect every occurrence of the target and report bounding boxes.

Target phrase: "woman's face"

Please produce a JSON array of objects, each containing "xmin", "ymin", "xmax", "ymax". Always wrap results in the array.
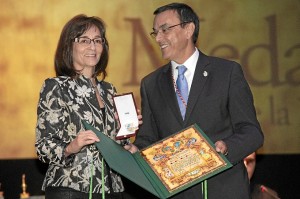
[{"xmin": 72, "ymin": 25, "xmax": 103, "ymax": 76}]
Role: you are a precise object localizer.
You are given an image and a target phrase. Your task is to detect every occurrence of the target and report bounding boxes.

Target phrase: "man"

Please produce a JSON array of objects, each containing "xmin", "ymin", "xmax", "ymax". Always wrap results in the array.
[{"xmin": 125, "ymin": 2, "xmax": 264, "ymax": 199}]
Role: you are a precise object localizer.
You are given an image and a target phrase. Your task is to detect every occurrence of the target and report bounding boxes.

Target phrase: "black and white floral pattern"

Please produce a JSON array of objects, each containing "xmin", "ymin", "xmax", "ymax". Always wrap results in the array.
[{"xmin": 35, "ymin": 75, "xmax": 124, "ymax": 193}]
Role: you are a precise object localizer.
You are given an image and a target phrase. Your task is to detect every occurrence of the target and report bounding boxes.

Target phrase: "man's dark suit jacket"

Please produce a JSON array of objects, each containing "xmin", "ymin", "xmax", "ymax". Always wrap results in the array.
[{"xmin": 134, "ymin": 50, "xmax": 264, "ymax": 199}]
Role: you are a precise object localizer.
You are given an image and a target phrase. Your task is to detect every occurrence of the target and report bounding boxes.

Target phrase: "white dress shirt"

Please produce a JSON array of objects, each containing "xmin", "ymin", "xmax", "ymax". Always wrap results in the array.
[{"xmin": 171, "ymin": 48, "xmax": 199, "ymax": 93}]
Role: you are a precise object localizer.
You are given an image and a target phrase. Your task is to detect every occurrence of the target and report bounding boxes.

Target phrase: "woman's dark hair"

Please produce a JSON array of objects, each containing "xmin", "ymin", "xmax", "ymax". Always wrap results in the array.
[
  {"xmin": 54, "ymin": 14, "xmax": 109, "ymax": 80},
  {"xmin": 153, "ymin": 3, "xmax": 200, "ymax": 44}
]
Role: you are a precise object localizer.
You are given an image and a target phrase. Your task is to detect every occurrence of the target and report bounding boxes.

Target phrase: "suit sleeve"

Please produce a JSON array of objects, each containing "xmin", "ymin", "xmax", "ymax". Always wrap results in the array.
[
  {"xmin": 133, "ymin": 79, "xmax": 159, "ymax": 149},
  {"xmin": 224, "ymin": 63, "xmax": 264, "ymax": 164}
]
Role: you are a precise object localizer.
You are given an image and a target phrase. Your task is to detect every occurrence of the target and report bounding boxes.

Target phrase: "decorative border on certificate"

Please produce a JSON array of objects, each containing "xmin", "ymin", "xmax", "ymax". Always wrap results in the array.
[{"xmin": 140, "ymin": 125, "xmax": 229, "ymax": 192}]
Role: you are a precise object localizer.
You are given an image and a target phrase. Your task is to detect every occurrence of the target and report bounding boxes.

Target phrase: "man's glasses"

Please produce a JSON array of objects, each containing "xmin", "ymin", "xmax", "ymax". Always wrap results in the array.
[
  {"xmin": 74, "ymin": 37, "xmax": 105, "ymax": 46},
  {"xmin": 150, "ymin": 21, "xmax": 192, "ymax": 38}
]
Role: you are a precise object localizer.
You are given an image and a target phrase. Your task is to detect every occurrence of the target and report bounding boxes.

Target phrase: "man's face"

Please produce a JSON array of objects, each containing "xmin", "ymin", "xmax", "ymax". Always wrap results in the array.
[{"xmin": 152, "ymin": 10, "xmax": 191, "ymax": 64}]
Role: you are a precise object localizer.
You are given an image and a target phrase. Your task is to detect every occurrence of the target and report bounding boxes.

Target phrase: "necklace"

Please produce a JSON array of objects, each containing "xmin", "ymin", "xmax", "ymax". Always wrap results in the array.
[
  {"xmin": 89, "ymin": 78, "xmax": 105, "ymax": 108},
  {"xmin": 90, "ymin": 78, "xmax": 97, "ymax": 88}
]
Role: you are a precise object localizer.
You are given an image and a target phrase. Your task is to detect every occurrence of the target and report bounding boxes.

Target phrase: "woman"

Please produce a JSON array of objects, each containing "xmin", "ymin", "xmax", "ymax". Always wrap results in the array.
[{"xmin": 35, "ymin": 14, "xmax": 135, "ymax": 199}]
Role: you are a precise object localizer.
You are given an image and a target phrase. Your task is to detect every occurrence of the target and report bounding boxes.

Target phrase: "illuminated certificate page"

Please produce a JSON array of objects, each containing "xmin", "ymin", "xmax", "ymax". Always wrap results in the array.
[
  {"xmin": 141, "ymin": 126, "xmax": 228, "ymax": 192},
  {"xmin": 113, "ymin": 93, "xmax": 139, "ymax": 139}
]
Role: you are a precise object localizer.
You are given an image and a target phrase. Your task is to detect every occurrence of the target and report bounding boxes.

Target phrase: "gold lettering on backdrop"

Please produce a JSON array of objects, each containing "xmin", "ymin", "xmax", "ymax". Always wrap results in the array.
[
  {"xmin": 209, "ymin": 14, "xmax": 300, "ymax": 87},
  {"xmin": 242, "ymin": 15, "xmax": 280, "ymax": 86},
  {"xmin": 285, "ymin": 44, "xmax": 300, "ymax": 86},
  {"xmin": 124, "ymin": 18, "xmax": 161, "ymax": 86},
  {"xmin": 208, "ymin": 14, "xmax": 299, "ymax": 131}
]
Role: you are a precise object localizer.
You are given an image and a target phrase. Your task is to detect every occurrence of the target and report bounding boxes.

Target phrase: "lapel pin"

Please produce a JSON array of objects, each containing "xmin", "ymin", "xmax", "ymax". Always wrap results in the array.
[{"xmin": 203, "ymin": 71, "xmax": 208, "ymax": 77}]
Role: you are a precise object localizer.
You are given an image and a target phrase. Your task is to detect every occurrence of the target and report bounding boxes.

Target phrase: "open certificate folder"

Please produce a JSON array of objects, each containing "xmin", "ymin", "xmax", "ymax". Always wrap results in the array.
[{"xmin": 83, "ymin": 121, "xmax": 232, "ymax": 199}]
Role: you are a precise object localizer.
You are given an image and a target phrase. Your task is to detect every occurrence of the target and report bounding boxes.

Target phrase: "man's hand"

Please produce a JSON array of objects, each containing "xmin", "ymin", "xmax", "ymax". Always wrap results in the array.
[
  {"xmin": 124, "ymin": 143, "xmax": 139, "ymax": 154},
  {"xmin": 215, "ymin": 140, "xmax": 228, "ymax": 155},
  {"xmin": 137, "ymin": 109, "xmax": 143, "ymax": 125}
]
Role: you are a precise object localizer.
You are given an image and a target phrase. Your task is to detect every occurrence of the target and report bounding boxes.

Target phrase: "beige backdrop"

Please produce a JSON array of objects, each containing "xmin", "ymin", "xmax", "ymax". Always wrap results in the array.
[{"xmin": 0, "ymin": 0, "xmax": 299, "ymax": 159}]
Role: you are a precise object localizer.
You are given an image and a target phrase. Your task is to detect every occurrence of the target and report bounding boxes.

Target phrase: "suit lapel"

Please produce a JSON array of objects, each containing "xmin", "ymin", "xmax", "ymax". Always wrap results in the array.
[
  {"xmin": 184, "ymin": 51, "xmax": 210, "ymax": 123},
  {"xmin": 158, "ymin": 64, "xmax": 184, "ymax": 124}
]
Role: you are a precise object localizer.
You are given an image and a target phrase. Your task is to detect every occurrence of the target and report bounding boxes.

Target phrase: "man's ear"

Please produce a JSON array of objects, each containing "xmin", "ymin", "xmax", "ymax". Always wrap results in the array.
[{"xmin": 185, "ymin": 22, "xmax": 195, "ymax": 39}]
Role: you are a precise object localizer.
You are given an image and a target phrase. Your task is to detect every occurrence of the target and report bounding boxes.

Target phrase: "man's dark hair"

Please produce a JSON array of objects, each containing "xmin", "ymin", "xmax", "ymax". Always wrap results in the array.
[{"xmin": 154, "ymin": 3, "xmax": 200, "ymax": 44}]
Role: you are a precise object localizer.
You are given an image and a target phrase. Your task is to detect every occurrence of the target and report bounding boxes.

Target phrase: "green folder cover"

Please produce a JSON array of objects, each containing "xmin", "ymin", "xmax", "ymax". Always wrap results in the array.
[{"xmin": 83, "ymin": 121, "xmax": 232, "ymax": 199}]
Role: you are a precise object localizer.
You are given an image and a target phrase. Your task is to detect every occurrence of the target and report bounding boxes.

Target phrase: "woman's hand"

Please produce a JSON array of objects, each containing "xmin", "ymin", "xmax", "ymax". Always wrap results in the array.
[{"xmin": 65, "ymin": 130, "xmax": 100, "ymax": 156}]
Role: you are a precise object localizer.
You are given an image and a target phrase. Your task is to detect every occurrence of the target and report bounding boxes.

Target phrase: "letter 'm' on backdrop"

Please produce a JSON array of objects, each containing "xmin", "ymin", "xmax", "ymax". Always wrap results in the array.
[{"xmin": 0, "ymin": 0, "xmax": 299, "ymax": 159}]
